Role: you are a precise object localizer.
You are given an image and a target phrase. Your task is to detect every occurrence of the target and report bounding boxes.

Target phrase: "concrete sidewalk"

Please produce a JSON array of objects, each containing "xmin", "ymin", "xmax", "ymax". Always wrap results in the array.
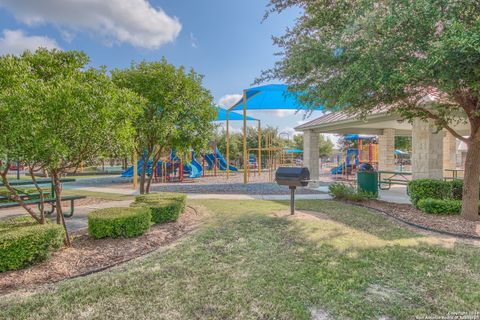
[{"xmin": 0, "ymin": 200, "xmax": 133, "ymax": 231}]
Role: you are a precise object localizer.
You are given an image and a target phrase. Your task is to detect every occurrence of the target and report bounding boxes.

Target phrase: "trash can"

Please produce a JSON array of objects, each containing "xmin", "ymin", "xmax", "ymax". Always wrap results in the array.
[{"xmin": 357, "ymin": 164, "xmax": 378, "ymax": 195}]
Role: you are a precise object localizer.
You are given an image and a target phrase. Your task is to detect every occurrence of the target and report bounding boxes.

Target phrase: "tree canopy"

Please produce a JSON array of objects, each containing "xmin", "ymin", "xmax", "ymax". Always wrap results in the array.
[
  {"xmin": 263, "ymin": 0, "xmax": 480, "ymax": 220},
  {"xmin": 112, "ymin": 59, "xmax": 216, "ymax": 194},
  {"xmin": 0, "ymin": 49, "xmax": 142, "ymax": 242}
]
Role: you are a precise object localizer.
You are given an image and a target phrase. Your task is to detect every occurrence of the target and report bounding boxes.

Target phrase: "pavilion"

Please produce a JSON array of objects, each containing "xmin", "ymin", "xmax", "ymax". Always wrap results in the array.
[{"xmin": 295, "ymin": 101, "xmax": 468, "ymax": 181}]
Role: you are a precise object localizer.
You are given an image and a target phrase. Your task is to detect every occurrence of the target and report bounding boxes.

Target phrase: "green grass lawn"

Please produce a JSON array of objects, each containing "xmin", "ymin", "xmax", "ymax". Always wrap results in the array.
[
  {"xmin": 1, "ymin": 200, "xmax": 479, "ymax": 319},
  {"xmin": 62, "ymin": 189, "xmax": 135, "ymax": 201}
]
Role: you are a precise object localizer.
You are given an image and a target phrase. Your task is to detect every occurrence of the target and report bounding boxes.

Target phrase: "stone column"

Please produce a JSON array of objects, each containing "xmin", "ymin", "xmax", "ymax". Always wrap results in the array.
[
  {"xmin": 378, "ymin": 128, "xmax": 396, "ymax": 171},
  {"xmin": 303, "ymin": 130, "xmax": 319, "ymax": 181},
  {"xmin": 443, "ymin": 131, "xmax": 457, "ymax": 171},
  {"xmin": 412, "ymin": 119, "xmax": 443, "ymax": 179}
]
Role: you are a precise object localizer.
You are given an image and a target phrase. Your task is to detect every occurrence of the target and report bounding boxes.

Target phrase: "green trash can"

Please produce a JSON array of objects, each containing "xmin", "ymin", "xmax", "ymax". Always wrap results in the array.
[{"xmin": 357, "ymin": 171, "xmax": 378, "ymax": 195}]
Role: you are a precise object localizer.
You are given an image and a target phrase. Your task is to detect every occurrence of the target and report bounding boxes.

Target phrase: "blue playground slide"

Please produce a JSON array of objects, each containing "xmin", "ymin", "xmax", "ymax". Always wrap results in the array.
[
  {"xmin": 183, "ymin": 152, "xmax": 203, "ymax": 178},
  {"xmin": 204, "ymin": 147, "xmax": 238, "ymax": 172},
  {"xmin": 122, "ymin": 158, "xmax": 152, "ymax": 177},
  {"xmin": 216, "ymin": 147, "xmax": 238, "ymax": 171},
  {"xmin": 330, "ymin": 163, "xmax": 345, "ymax": 174},
  {"xmin": 203, "ymin": 153, "xmax": 215, "ymax": 170}
]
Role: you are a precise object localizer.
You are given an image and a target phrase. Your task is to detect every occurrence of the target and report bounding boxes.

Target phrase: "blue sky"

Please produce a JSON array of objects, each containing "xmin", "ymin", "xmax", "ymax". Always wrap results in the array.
[{"xmin": 0, "ymin": 0, "xmax": 327, "ymax": 139}]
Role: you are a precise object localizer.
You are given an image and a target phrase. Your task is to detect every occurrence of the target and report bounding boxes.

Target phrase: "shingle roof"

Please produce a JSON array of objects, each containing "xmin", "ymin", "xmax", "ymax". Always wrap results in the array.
[{"xmin": 295, "ymin": 106, "xmax": 390, "ymax": 131}]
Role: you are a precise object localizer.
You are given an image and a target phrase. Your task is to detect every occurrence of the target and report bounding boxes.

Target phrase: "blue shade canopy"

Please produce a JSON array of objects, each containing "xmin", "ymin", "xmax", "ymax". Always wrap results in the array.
[
  {"xmin": 229, "ymin": 84, "xmax": 324, "ymax": 111},
  {"xmin": 344, "ymin": 134, "xmax": 377, "ymax": 141},
  {"xmin": 215, "ymin": 107, "xmax": 257, "ymax": 121},
  {"xmin": 284, "ymin": 148, "xmax": 303, "ymax": 153}
]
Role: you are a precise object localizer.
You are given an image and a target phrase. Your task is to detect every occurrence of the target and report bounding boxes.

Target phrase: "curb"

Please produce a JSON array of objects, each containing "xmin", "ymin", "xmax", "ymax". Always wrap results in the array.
[{"xmin": 341, "ymin": 200, "xmax": 480, "ymax": 240}]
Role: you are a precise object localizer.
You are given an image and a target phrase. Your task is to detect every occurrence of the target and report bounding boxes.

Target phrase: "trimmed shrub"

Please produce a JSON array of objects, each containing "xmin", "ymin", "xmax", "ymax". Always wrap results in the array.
[
  {"xmin": 417, "ymin": 198, "xmax": 462, "ymax": 215},
  {"xmin": 407, "ymin": 179, "xmax": 452, "ymax": 207},
  {"xmin": 132, "ymin": 192, "xmax": 186, "ymax": 224},
  {"xmin": 88, "ymin": 207, "xmax": 151, "ymax": 239},
  {"xmin": 328, "ymin": 183, "xmax": 377, "ymax": 201},
  {"xmin": 450, "ymin": 179, "xmax": 464, "ymax": 200},
  {"xmin": 134, "ymin": 192, "xmax": 186, "ymax": 203},
  {"xmin": 0, "ymin": 217, "xmax": 64, "ymax": 273}
]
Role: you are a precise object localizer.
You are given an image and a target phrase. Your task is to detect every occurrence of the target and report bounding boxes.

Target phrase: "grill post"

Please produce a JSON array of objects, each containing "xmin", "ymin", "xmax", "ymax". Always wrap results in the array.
[{"xmin": 289, "ymin": 186, "xmax": 296, "ymax": 215}]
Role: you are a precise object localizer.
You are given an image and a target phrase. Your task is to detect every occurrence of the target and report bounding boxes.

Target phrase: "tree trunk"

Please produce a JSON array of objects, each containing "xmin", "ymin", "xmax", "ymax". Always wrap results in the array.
[
  {"xmin": 146, "ymin": 152, "xmax": 160, "ymax": 194},
  {"xmin": 139, "ymin": 150, "xmax": 152, "ymax": 195},
  {"xmin": 29, "ymin": 166, "xmax": 46, "ymax": 224},
  {"xmin": 52, "ymin": 171, "xmax": 71, "ymax": 246},
  {"xmin": 0, "ymin": 167, "xmax": 41, "ymax": 224},
  {"xmin": 139, "ymin": 161, "xmax": 148, "ymax": 194},
  {"xmin": 461, "ymin": 139, "xmax": 480, "ymax": 221}
]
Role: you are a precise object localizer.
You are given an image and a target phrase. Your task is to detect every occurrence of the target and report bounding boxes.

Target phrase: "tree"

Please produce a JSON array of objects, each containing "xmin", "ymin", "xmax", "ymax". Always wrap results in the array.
[
  {"xmin": 246, "ymin": 126, "xmax": 287, "ymax": 150},
  {"xmin": 214, "ymin": 129, "xmax": 243, "ymax": 163},
  {"xmin": 292, "ymin": 134, "xmax": 333, "ymax": 159},
  {"xmin": 112, "ymin": 59, "xmax": 216, "ymax": 194},
  {"xmin": 263, "ymin": 0, "xmax": 480, "ymax": 221},
  {"xmin": 0, "ymin": 49, "xmax": 142, "ymax": 244},
  {"xmin": 395, "ymin": 137, "xmax": 412, "ymax": 152}
]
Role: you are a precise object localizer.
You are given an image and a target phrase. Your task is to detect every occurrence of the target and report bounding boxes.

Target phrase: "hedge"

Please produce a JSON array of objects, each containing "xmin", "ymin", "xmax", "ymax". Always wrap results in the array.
[
  {"xmin": 407, "ymin": 179, "xmax": 453, "ymax": 207},
  {"xmin": 134, "ymin": 192, "xmax": 187, "ymax": 204},
  {"xmin": 132, "ymin": 192, "xmax": 186, "ymax": 224},
  {"xmin": 417, "ymin": 198, "xmax": 462, "ymax": 215},
  {"xmin": 0, "ymin": 217, "xmax": 64, "ymax": 273},
  {"xmin": 88, "ymin": 207, "xmax": 151, "ymax": 239}
]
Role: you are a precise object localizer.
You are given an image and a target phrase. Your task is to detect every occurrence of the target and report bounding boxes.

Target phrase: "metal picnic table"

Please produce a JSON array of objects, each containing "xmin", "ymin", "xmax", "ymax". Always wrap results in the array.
[
  {"xmin": 377, "ymin": 170, "xmax": 412, "ymax": 190},
  {"xmin": 0, "ymin": 178, "xmax": 84, "ymax": 217}
]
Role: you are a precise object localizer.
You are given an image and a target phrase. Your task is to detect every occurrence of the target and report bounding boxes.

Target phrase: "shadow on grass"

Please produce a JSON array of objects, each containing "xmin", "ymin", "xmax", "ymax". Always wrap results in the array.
[
  {"xmin": 1, "ymin": 199, "xmax": 479, "ymax": 320},
  {"xmin": 271, "ymin": 199, "xmax": 424, "ymax": 241}
]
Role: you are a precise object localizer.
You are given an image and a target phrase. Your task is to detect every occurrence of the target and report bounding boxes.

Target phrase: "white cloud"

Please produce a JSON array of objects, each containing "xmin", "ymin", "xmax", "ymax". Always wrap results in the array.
[
  {"xmin": 280, "ymin": 127, "xmax": 301, "ymax": 138},
  {"xmin": 218, "ymin": 94, "xmax": 242, "ymax": 108},
  {"xmin": 274, "ymin": 110, "xmax": 296, "ymax": 118},
  {"xmin": 190, "ymin": 32, "xmax": 198, "ymax": 48},
  {"xmin": 0, "ymin": 29, "xmax": 59, "ymax": 55},
  {"xmin": 0, "ymin": 0, "xmax": 182, "ymax": 49}
]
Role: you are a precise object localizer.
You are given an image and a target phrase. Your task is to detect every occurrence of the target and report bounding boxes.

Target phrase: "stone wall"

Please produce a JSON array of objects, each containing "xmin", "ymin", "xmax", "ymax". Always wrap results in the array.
[
  {"xmin": 378, "ymin": 128, "xmax": 396, "ymax": 171},
  {"xmin": 412, "ymin": 119, "xmax": 443, "ymax": 179},
  {"xmin": 303, "ymin": 130, "xmax": 320, "ymax": 181},
  {"xmin": 442, "ymin": 132, "xmax": 457, "ymax": 171}
]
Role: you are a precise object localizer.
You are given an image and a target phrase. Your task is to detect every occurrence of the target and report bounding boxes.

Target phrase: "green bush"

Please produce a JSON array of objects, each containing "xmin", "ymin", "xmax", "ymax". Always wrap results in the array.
[
  {"xmin": 407, "ymin": 179, "xmax": 452, "ymax": 207},
  {"xmin": 134, "ymin": 192, "xmax": 186, "ymax": 203},
  {"xmin": 88, "ymin": 207, "xmax": 151, "ymax": 239},
  {"xmin": 417, "ymin": 198, "xmax": 462, "ymax": 215},
  {"xmin": 132, "ymin": 192, "xmax": 186, "ymax": 224},
  {"xmin": 0, "ymin": 217, "xmax": 64, "ymax": 273},
  {"xmin": 328, "ymin": 183, "xmax": 377, "ymax": 201}
]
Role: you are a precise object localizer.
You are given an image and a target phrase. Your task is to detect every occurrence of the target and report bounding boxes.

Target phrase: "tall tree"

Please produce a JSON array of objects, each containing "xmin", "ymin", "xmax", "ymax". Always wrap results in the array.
[
  {"xmin": 292, "ymin": 134, "xmax": 333, "ymax": 158},
  {"xmin": 0, "ymin": 49, "xmax": 141, "ymax": 244},
  {"xmin": 112, "ymin": 59, "xmax": 216, "ymax": 194},
  {"xmin": 263, "ymin": 0, "xmax": 480, "ymax": 220}
]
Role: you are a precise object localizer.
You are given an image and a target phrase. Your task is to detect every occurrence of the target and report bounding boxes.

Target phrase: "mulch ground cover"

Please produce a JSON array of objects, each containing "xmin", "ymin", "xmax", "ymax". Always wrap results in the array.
[
  {"xmin": 357, "ymin": 199, "xmax": 480, "ymax": 239},
  {"xmin": 0, "ymin": 205, "xmax": 204, "ymax": 295}
]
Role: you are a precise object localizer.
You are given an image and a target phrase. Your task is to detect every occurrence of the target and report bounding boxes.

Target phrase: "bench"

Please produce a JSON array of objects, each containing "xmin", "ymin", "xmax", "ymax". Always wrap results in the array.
[{"xmin": 0, "ymin": 178, "xmax": 83, "ymax": 218}]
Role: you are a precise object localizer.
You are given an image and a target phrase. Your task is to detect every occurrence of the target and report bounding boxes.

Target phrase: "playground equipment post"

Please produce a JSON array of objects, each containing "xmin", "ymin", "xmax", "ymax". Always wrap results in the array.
[
  {"xmin": 226, "ymin": 110, "xmax": 230, "ymax": 179},
  {"xmin": 133, "ymin": 151, "xmax": 138, "ymax": 189},
  {"xmin": 243, "ymin": 89, "xmax": 247, "ymax": 184},
  {"xmin": 257, "ymin": 120, "xmax": 262, "ymax": 176}
]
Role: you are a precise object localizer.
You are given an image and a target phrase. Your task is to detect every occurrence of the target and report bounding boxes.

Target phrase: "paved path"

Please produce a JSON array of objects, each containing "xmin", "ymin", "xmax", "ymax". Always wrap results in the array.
[
  {"xmin": 0, "ymin": 200, "xmax": 133, "ymax": 232},
  {"xmin": 187, "ymin": 193, "xmax": 332, "ymax": 200}
]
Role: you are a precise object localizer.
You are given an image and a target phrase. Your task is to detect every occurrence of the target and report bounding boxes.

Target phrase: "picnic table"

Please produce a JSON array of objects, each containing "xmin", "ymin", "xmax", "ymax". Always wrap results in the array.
[
  {"xmin": 0, "ymin": 178, "xmax": 85, "ymax": 217},
  {"xmin": 377, "ymin": 170, "xmax": 412, "ymax": 190},
  {"xmin": 444, "ymin": 169, "xmax": 464, "ymax": 180}
]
